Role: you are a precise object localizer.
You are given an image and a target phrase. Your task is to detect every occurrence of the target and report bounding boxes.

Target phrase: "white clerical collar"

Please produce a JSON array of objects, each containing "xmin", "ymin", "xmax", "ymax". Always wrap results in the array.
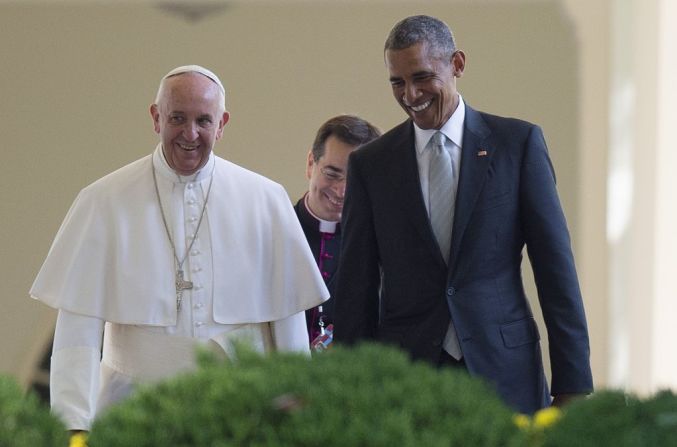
[
  {"xmin": 152, "ymin": 143, "xmax": 215, "ymax": 184},
  {"xmin": 304, "ymin": 194, "xmax": 338, "ymax": 234},
  {"xmin": 414, "ymin": 94, "xmax": 466, "ymax": 155}
]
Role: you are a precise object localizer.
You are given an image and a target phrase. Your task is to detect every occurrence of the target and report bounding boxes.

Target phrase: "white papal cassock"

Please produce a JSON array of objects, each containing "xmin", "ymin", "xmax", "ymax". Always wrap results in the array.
[{"xmin": 30, "ymin": 145, "xmax": 329, "ymax": 430}]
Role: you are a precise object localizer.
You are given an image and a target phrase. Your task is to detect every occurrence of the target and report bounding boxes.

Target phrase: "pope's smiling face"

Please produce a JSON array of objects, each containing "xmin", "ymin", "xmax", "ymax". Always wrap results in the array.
[
  {"xmin": 150, "ymin": 72, "xmax": 229, "ymax": 175},
  {"xmin": 386, "ymin": 42, "xmax": 465, "ymax": 130}
]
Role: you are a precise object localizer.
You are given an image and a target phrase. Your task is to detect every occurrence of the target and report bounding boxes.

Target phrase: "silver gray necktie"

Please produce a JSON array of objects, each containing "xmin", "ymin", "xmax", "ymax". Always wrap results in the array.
[
  {"xmin": 428, "ymin": 131, "xmax": 462, "ymax": 359},
  {"xmin": 428, "ymin": 131, "xmax": 454, "ymax": 264}
]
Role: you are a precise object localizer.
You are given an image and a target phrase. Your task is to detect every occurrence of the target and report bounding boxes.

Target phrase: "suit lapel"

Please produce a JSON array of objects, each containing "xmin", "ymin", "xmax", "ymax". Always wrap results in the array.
[
  {"xmin": 389, "ymin": 122, "xmax": 446, "ymax": 265},
  {"xmin": 448, "ymin": 106, "xmax": 493, "ymax": 274}
]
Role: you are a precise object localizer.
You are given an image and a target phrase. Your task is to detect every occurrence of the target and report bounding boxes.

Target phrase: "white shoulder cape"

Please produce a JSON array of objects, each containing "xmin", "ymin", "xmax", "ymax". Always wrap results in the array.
[{"xmin": 30, "ymin": 152, "xmax": 329, "ymax": 326}]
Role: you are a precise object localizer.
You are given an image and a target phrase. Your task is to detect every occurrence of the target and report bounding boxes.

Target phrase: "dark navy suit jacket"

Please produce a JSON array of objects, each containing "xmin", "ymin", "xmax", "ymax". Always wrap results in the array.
[{"xmin": 333, "ymin": 104, "xmax": 593, "ymax": 414}]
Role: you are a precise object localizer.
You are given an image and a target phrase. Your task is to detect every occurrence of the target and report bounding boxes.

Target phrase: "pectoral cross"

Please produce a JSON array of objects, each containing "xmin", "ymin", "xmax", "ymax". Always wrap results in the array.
[{"xmin": 175, "ymin": 269, "xmax": 193, "ymax": 311}]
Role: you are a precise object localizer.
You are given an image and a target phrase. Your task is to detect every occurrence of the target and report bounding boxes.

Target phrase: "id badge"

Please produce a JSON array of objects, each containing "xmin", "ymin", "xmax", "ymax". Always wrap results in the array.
[{"xmin": 311, "ymin": 324, "xmax": 334, "ymax": 352}]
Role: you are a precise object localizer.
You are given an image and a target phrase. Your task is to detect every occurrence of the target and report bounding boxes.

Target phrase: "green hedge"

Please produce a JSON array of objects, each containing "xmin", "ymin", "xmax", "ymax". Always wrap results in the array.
[
  {"xmin": 4, "ymin": 344, "xmax": 676, "ymax": 447},
  {"xmin": 0, "ymin": 375, "xmax": 68, "ymax": 447},
  {"xmin": 88, "ymin": 343, "xmax": 520, "ymax": 446},
  {"xmin": 543, "ymin": 389, "xmax": 677, "ymax": 447}
]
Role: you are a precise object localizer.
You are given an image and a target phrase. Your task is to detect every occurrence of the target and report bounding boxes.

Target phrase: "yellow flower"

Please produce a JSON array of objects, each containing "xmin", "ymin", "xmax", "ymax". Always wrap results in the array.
[
  {"xmin": 513, "ymin": 413, "xmax": 531, "ymax": 430},
  {"xmin": 533, "ymin": 406, "xmax": 562, "ymax": 428},
  {"xmin": 513, "ymin": 407, "xmax": 563, "ymax": 432},
  {"xmin": 69, "ymin": 432, "xmax": 88, "ymax": 447}
]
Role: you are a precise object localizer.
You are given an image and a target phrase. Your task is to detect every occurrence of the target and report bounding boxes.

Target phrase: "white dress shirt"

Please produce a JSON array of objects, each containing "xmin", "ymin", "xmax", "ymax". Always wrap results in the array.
[{"xmin": 414, "ymin": 95, "xmax": 465, "ymax": 219}]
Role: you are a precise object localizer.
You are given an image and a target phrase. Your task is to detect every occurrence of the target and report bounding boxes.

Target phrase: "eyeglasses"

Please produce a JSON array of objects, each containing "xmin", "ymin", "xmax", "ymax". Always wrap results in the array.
[{"xmin": 320, "ymin": 167, "xmax": 346, "ymax": 183}]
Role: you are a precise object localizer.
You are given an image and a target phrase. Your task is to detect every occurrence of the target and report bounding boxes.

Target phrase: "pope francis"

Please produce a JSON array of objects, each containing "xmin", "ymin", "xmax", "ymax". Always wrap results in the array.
[{"xmin": 30, "ymin": 65, "xmax": 329, "ymax": 431}]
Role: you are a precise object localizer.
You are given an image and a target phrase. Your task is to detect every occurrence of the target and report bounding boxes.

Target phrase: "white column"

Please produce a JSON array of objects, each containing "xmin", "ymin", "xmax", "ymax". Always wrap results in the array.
[
  {"xmin": 650, "ymin": 0, "xmax": 677, "ymax": 391},
  {"xmin": 607, "ymin": 0, "xmax": 677, "ymax": 393}
]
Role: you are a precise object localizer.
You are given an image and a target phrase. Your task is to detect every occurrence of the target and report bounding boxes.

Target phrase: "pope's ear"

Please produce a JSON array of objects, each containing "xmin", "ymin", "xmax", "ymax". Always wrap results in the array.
[
  {"xmin": 150, "ymin": 104, "xmax": 161, "ymax": 134},
  {"xmin": 216, "ymin": 111, "xmax": 230, "ymax": 140}
]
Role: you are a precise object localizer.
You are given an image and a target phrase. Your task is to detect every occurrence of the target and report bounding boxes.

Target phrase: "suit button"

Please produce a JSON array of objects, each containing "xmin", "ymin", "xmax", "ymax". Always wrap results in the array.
[
  {"xmin": 432, "ymin": 339, "xmax": 442, "ymax": 347},
  {"xmin": 446, "ymin": 287, "xmax": 456, "ymax": 296}
]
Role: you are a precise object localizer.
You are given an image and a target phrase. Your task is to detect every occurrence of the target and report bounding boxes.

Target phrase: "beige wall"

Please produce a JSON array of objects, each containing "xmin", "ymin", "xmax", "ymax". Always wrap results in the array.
[{"xmin": 1, "ymin": 0, "xmax": 598, "ymax": 389}]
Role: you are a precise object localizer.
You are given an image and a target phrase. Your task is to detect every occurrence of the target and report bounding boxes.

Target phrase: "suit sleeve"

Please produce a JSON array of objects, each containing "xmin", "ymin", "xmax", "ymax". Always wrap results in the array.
[
  {"xmin": 519, "ymin": 125, "xmax": 593, "ymax": 395},
  {"xmin": 333, "ymin": 152, "xmax": 381, "ymax": 343}
]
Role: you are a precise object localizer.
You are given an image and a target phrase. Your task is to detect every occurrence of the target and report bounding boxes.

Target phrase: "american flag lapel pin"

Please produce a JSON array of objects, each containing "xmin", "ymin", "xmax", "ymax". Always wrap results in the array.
[{"xmin": 477, "ymin": 149, "xmax": 488, "ymax": 156}]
